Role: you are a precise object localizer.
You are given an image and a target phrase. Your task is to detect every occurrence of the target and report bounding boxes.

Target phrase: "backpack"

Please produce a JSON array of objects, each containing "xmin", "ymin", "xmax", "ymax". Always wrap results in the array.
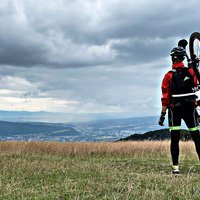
[{"xmin": 170, "ymin": 67, "xmax": 196, "ymax": 106}]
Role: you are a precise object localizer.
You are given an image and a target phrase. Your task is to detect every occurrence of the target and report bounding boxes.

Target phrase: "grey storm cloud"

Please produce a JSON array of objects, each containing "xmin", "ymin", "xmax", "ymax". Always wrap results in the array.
[{"xmin": 0, "ymin": 0, "xmax": 199, "ymax": 68}]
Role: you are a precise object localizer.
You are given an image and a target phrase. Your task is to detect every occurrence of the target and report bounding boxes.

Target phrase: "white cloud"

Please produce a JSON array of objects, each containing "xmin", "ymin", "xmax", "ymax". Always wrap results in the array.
[{"xmin": 0, "ymin": 96, "xmax": 78, "ymax": 112}]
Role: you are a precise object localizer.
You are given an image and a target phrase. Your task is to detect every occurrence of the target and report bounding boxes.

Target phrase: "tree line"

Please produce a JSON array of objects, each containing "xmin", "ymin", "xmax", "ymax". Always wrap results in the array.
[{"xmin": 118, "ymin": 129, "xmax": 192, "ymax": 141}]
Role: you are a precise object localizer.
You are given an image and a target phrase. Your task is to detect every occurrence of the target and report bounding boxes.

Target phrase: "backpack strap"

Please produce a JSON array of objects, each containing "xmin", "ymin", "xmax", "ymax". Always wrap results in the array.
[
  {"xmin": 172, "ymin": 92, "xmax": 196, "ymax": 97},
  {"xmin": 169, "ymin": 67, "xmax": 187, "ymax": 73},
  {"xmin": 169, "ymin": 69, "xmax": 176, "ymax": 73}
]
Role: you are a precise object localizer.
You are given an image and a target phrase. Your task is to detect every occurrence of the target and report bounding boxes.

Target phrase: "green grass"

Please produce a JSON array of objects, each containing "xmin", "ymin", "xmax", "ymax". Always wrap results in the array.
[{"xmin": 0, "ymin": 141, "xmax": 200, "ymax": 199}]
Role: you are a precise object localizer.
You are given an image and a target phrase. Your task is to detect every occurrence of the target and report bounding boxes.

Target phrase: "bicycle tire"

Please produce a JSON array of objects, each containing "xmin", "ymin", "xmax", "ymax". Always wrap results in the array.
[
  {"xmin": 189, "ymin": 32, "xmax": 200, "ymax": 60},
  {"xmin": 189, "ymin": 32, "xmax": 200, "ymax": 83}
]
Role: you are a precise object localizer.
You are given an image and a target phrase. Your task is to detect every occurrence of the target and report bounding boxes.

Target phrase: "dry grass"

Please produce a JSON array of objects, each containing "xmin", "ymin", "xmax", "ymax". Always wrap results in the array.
[
  {"xmin": 0, "ymin": 140, "xmax": 196, "ymax": 156},
  {"xmin": 0, "ymin": 140, "xmax": 199, "ymax": 199}
]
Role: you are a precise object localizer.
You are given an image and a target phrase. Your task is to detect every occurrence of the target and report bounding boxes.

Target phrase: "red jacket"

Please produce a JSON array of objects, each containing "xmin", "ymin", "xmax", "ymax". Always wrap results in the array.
[{"xmin": 161, "ymin": 61, "xmax": 198, "ymax": 107}]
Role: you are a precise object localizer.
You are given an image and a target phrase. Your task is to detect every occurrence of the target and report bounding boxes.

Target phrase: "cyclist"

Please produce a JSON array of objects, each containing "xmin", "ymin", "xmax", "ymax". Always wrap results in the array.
[{"xmin": 158, "ymin": 40, "xmax": 200, "ymax": 174}]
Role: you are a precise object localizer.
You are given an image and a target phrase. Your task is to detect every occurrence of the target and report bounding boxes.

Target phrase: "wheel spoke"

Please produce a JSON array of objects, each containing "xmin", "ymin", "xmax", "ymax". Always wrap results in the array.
[
  {"xmin": 190, "ymin": 32, "xmax": 200, "ymax": 62},
  {"xmin": 194, "ymin": 39, "xmax": 200, "ymax": 59}
]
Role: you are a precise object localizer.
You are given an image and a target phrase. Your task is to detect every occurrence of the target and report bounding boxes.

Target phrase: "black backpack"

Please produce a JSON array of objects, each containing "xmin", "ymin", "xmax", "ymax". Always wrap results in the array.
[{"xmin": 171, "ymin": 67, "xmax": 196, "ymax": 105}]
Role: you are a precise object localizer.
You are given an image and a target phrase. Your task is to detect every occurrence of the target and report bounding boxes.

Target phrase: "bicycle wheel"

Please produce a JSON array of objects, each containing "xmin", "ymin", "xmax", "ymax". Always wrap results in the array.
[
  {"xmin": 189, "ymin": 32, "xmax": 200, "ymax": 83},
  {"xmin": 189, "ymin": 32, "xmax": 200, "ymax": 61}
]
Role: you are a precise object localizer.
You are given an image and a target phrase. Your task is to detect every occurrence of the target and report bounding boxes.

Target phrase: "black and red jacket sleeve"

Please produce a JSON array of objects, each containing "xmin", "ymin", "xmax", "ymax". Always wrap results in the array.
[{"xmin": 161, "ymin": 72, "xmax": 173, "ymax": 107}]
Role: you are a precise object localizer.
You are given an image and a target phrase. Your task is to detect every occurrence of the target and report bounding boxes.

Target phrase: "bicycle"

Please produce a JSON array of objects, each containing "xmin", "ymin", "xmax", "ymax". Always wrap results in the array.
[
  {"xmin": 189, "ymin": 32, "xmax": 200, "ymax": 82},
  {"xmin": 188, "ymin": 32, "xmax": 200, "ymax": 114}
]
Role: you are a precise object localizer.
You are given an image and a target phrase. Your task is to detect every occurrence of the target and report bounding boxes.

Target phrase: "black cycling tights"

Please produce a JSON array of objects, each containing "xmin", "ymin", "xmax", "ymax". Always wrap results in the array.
[{"xmin": 171, "ymin": 130, "xmax": 200, "ymax": 165}]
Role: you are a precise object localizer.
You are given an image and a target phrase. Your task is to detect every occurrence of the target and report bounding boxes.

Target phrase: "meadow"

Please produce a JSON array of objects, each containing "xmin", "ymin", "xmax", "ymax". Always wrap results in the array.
[{"xmin": 0, "ymin": 141, "xmax": 200, "ymax": 199}]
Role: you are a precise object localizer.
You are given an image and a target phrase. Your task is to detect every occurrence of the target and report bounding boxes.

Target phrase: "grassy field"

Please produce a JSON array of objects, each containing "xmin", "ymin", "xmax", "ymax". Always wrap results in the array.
[{"xmin": 0, "ymin": 141, "xmax": 200, "ymax": 200}]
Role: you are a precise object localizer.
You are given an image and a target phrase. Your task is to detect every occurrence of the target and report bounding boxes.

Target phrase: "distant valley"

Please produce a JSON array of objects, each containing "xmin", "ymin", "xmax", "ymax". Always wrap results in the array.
[{"xmin": 0, "ymin": 116, "xmax": 163, "ymax": 142}]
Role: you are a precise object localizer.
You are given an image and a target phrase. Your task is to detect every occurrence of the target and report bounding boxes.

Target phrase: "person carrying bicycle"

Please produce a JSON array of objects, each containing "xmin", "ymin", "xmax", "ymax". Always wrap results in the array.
[{"xmin": 158, "ymin": 39, "xmax": 200, "ymax": 174}]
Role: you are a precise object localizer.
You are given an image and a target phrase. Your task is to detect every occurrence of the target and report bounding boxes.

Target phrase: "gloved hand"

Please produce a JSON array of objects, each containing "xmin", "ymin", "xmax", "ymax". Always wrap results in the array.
[
  {"xmin": 158, "ymin": 112, "xmax": 166, "ymax": 126},
  {"xmin": 188, "ymin": 54, "xmax": 199, "ymax": 68},
  {"xmin": 198, "ymin": 115, "xmax": 200, "ymax": 124}
]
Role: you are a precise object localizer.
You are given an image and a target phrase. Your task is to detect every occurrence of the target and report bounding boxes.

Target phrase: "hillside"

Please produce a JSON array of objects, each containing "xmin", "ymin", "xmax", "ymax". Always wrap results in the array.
[
  {"xmin": 118, "ymin": 129, "xmax": 191, "ymax": 141},
  {"xmin": 0, "ymin": 121, "xmax": 81, "ymax": 137}
]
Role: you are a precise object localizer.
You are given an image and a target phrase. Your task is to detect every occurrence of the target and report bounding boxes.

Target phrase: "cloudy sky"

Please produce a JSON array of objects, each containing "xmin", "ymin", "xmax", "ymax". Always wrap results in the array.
[{"xmin": 0, "ymin": 0, "xmax": 199, "ymax": 119}]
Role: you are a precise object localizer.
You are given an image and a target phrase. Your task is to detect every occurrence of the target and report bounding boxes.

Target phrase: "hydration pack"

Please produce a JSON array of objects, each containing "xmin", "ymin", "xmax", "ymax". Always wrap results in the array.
[{"xmin": 170, "ymin": 67, "xmax": 196, "ymax": 106}]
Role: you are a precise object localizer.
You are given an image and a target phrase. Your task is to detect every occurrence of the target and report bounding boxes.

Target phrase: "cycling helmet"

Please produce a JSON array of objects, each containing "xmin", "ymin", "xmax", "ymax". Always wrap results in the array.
[
  {"xmin": 178, "ymin": 39, "xmax": 188, "ymax": 49},
  {"xmin": 170, "ymin": 46, "xmax": 186, "ymax": 62}
]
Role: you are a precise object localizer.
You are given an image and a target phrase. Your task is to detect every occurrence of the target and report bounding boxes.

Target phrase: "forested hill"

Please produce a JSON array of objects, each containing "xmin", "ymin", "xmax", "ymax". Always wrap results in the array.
[{"xmin": 118, "ymin": 129, "xmax": 191, "ymax": 141}]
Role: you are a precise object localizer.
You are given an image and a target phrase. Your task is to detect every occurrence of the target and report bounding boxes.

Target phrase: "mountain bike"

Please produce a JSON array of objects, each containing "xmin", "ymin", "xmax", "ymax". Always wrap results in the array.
[
  {"xmin": 189, "ymin": 32, "xmax": 200, "ymax": 114},
  {"xmin": 189, "ymin": 32, "xmax": 200, "ymax": 82}
]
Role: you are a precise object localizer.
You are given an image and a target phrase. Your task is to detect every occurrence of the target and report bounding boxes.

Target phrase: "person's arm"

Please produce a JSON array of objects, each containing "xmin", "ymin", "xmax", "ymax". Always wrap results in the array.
[
  {"xmin": 158, "ymin": 73, "xmax": 171, "ymax": 126},
  {"xmin": 161, "ymin": 73, "xmax": 172, "ymax": 107},
  {"xmin": 188, "ymin": 68, "xmax": 198, "ymax": 86},
  {"xmin": 188, "ymin": 67, "xmax": 200, "ymax": 107},
  {"xmin": 161, "ymin": 105, "xmax": 167, "ymax": 113}
]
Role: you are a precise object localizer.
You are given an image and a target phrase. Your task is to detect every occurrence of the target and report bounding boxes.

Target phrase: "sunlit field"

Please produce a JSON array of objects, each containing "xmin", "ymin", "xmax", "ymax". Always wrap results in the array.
[{"xmin": 0, "ymin": 141, "xmax": 200, "ymax": 199}]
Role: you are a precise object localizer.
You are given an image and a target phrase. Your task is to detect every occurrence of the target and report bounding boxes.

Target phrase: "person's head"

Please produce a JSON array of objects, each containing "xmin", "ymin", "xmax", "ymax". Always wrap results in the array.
[
  {"xmin": 170, "ymin": 46, "xmax": 186, "ymax": 63},
  {"xmin": 178, "ymin": 39, "xmax": 188, "ymax": 49}
]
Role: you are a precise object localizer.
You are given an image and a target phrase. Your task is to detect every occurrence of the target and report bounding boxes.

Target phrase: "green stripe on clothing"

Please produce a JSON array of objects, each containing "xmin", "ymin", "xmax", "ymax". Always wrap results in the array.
[
  {"xmin": 169, "ymin": 126, "xmax": 181, "ymax": 131},
  {"xmin": 189, "ymin": 127, "xmax": 199, "ymax": 131}
]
